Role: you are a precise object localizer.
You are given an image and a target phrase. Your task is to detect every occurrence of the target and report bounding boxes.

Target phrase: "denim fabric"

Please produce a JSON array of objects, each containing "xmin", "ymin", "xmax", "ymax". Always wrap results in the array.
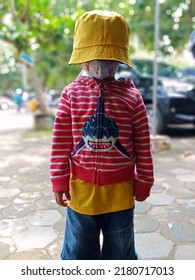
[{"xmin": 61, "ymin": 207, "xmax": 137, "ymax": 260}]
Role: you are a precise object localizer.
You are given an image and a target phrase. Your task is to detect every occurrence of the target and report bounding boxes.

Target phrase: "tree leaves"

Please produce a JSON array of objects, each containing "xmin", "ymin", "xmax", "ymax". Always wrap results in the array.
[{"xmin": 0, "ymin": 0, "xmax": 194, "ymax": 93}]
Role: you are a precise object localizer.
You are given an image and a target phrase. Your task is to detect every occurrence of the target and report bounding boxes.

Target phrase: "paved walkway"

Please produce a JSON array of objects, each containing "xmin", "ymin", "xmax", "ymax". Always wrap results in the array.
[{"xmin": 0, "ymin": 129, "xmax": 195, "ymax": 260}]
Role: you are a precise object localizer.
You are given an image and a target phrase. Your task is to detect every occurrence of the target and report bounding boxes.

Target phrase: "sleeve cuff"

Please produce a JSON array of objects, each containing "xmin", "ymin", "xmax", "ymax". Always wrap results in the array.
[
  {"xmin": 51, "ymin": 176, "xmax": 70, "ymax": 192},
  {"xmin": 133, "ymin": 178, "xmax": 153, "ymax": 197}
]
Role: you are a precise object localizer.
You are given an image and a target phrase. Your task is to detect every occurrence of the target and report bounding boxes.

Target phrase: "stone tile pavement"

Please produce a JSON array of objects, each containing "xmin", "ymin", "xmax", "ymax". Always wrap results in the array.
[{"xmin": 0, "ymin": 129, "xmax": 195, "ymax": 260}]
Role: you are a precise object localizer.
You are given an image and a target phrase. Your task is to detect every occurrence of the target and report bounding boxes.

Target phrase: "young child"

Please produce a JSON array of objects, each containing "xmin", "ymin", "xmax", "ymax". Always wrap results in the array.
[{"xmin": 50, "ymin": 10, "xmax": 154, "ymax": 260}]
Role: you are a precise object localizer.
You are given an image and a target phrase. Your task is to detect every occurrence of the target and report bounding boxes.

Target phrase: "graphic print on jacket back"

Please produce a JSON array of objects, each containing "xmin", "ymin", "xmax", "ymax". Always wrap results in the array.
[{"xmin": 72, "ymin": 93, "xmax": 131, "ymax": 158}]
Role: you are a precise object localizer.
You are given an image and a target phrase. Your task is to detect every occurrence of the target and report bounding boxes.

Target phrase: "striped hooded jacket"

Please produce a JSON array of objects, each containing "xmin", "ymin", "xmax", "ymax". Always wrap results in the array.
[{"xmin": 50, "ymin": 76, "xmax": 154, "ymax": 197}]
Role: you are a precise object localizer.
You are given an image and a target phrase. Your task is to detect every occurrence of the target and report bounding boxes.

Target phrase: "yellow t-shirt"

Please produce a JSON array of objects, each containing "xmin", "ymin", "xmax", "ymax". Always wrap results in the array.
[{"xmin": 68, "ymin": 174, "xmax": 135, "ymax": 215}]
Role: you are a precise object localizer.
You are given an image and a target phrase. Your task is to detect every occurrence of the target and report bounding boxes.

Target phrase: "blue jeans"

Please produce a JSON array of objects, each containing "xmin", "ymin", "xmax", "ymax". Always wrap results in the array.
[{"xmin": 61, "ymin": 207, "xmax": 137, "ymax": 260}]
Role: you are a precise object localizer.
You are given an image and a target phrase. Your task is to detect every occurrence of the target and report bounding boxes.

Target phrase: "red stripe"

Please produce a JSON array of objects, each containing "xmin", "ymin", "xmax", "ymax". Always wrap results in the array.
[{"xmin": 50, "ymin": 77, "xmax": 154, "ymax": 193}]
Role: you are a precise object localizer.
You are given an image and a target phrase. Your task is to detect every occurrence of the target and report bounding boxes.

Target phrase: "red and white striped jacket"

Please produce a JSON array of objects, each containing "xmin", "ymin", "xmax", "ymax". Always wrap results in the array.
[{"xmin": 50, "ymin": 76, "xmax": 154, "ymax": 197}]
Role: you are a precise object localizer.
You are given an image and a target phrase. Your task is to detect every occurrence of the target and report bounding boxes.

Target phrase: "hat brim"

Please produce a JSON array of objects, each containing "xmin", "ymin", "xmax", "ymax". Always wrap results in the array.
[{"xmin": 69, "ymin": 45, "xmax": 133, "ymax": 67}]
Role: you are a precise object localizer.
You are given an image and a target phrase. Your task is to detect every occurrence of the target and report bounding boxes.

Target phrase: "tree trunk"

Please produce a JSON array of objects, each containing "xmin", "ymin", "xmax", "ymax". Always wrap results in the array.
[
  {"xmin": 29, "ymin": 67, "xmax": 54, "ymax": 130},
  {"xmin": 29, "ymin": 67, "xmax": 51, "ymax": 115}
]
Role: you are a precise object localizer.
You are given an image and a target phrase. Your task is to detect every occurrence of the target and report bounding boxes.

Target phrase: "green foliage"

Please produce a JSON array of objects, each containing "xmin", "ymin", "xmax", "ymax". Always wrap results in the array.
[
  {"xmin": 0, "ymin": 0, "xmax": 194, "ymax": 94},
  {"xmin": 0, "ymin": 44, "xmax": 22, "ymax": 95}
]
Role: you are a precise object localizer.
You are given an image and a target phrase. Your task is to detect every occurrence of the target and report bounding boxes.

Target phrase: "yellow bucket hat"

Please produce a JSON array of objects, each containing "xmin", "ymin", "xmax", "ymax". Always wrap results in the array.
[{"xmin": 69, "ymin": 10, "xmax": 132, "ymax": 67}]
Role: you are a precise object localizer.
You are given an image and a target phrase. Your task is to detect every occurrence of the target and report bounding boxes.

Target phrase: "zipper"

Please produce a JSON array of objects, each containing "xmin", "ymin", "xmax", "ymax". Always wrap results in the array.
[
  {"xmin": 97, "ymin": 89, "xmax": 104, "ymax": 140},
  {"xmin": 94, "ymin": 86, "xmax": 104, "ymax": 185}
]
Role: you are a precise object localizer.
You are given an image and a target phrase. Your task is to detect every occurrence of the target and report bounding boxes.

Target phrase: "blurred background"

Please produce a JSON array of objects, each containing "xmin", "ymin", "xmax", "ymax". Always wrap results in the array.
[
  {"xmin": 1, "ymin": 0, "xmax": 195, "ymax": 261},
  {"xmin": 0, "ymin": 0, "xmax": 195, "ymax": 134}
]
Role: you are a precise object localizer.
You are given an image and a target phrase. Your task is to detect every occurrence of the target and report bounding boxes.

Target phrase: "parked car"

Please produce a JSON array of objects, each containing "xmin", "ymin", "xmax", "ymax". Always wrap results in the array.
[
  {"xmin": 0, "ymin": 94, "xmax": 15, "ymax": 110},
  {"xmin": 47, "ymin": 92, "xmax": 61, "ymax": 108},
  {"xmin": 181, "ymin": 67, "xmax": 195, "ymax": 77},
  {"xmin": 116, "ymin": 59, "xmax": 195, "ymax": 134},
  {"xmin": 181, "ymin": 67, "xmax": 195, "ymax": 84}
]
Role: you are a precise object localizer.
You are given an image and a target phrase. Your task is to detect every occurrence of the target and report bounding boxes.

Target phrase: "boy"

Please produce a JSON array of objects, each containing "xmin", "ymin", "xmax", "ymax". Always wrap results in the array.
[{"xmin": 50, "ymin": 10, "xmax": 154, "ymax": 260}]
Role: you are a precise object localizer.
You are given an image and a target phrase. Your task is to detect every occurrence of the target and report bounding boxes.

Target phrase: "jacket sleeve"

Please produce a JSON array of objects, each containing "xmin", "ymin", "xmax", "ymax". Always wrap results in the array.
[
  {"xmin": 131, "ymin": 91, "xmax": 154, "ymax": 197},
  {"xmin": 50, "ymin": 88, "xmax": 72, "ymax": 192}
]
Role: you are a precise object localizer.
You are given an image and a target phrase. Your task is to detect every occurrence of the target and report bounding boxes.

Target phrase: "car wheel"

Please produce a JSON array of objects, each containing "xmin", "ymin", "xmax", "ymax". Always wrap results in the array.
[
  {"xmin": 0, "ymin": 102, "xmax": 9, "ymax": 110},
  {"xmin": 146, "ymin": 104, "xmax": 167, "ymax": 134}
]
